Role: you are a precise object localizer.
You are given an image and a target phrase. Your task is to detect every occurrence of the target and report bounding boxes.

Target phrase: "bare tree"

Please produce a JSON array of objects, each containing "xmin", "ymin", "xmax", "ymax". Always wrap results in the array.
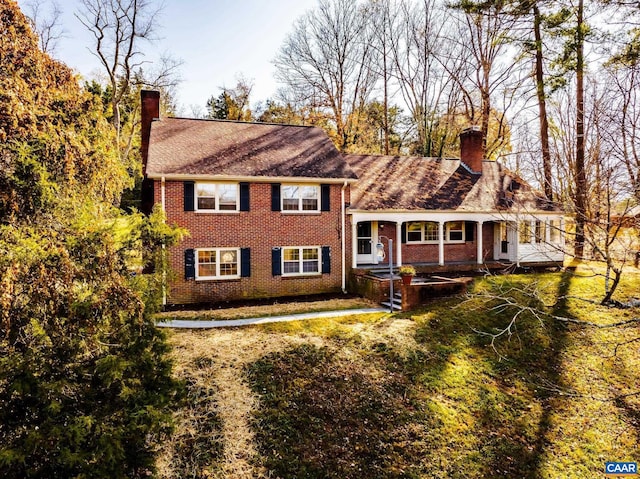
[
  {"xmin": 24, "ymin": 0, "xmax": 64, "ymax": 54},
  {"xmin": 389, "ymin": 0, "xmax": 461, "ymax": 157},
  {"xmin": 531, "ymin": 0, "xmax": 553, "ymax": 200},
  {"xmin": 447, "ymin": 0, "xmax": 525, "ymax": 160},
  {"xmin": 274, "ymin": 0, "xmax": 377, "ymax": 151},
  {"xmin": 368, "ymin": 0, "xmax": 397, "ymax": 154},
  {"xmin": 605, "ymin": 55, "xmax": 640, "ymax": 206},
  {"xmin": 76, "ymin": 0, "xmax": 180, "ymax": 166}
]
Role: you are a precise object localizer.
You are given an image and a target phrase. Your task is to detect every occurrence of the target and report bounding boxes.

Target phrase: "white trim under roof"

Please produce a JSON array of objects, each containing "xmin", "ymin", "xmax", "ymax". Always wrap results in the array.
[
  {"xmin": 349, "ymin": 210, "xmax": 564, "ymax": 224},
  {"xmin": 145, "ymin": 172, "xmax": 357, "ymax": 184}
]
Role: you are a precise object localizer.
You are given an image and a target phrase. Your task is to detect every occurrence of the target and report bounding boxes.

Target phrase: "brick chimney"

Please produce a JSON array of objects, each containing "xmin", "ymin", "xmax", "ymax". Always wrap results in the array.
[
  {"xmin": 141, "ymin": 90, "xmax": 160, "ymax": 169},
  {"xmin": 140, "ymin": 90, "xmax": 160, "ymax": 216},
  {"xmin": 460, "ymin": 126, "xmax": 484, "ymax": 174}
]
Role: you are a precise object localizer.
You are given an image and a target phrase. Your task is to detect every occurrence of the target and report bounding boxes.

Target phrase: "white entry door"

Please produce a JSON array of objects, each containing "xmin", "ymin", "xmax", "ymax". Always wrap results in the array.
[
  {"xmin": 356, "ymin": 221, "xmax": 376, "ymax": 264},
  {"xmin": 494, "ymin": 222, "xmax": 516, "ymax": 261}
]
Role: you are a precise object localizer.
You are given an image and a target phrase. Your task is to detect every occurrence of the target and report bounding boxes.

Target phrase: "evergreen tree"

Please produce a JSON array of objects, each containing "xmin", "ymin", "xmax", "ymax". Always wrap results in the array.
[{"xmin": 0, "ymin": 2, "xmax": 183, "ymax": 477}]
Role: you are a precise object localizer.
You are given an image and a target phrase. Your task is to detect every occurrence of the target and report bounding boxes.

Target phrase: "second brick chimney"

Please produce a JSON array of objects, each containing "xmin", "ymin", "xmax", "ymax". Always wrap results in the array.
[
  {"xmin": 460, "ymin": 126, "xmax": 484, "ymax": 174},
  {"xmin": 141, "ymin": 90, "xmax": 160, "ymax": 169}
]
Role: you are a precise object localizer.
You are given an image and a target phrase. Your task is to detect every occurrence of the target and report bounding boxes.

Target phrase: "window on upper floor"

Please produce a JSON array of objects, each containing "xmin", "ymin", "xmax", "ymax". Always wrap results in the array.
[
  {"xmin": 196, "ymin": 182, "xmax": 238, "ymax": 212},
  {"xmin": 281, "ymin": 184, "xmax": 320, "ymax": 212}
]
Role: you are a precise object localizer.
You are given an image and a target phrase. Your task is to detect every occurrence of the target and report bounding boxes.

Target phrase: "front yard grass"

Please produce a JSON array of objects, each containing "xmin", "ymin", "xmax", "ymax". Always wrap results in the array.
[
  {"xmin": 157, "ymin": 268, "xmax": 640, "ymax": 479},
  {"xmin": 154, "ymin": 296, "xmax": 378, "ymax": 322}
]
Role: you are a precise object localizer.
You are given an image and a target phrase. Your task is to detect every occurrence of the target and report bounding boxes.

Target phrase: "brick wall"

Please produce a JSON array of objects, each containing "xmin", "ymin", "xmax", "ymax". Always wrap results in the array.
[
  {"xmin": 375, "ymin": 222, "xmax": 488, "ymax": 265},
  {"xmin": 158, "ymin": 180, "xmax": 349, "ymax": 304}
]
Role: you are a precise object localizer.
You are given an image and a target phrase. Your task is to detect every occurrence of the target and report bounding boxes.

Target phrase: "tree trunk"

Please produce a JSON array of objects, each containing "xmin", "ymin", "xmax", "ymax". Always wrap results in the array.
[
  {"xmin": 533, "ymin": 3, "xmax": 553, "ymax": 201},
  {"xmin": 574, "ymin": 0, "xmax": 587, "ymax": 258}
]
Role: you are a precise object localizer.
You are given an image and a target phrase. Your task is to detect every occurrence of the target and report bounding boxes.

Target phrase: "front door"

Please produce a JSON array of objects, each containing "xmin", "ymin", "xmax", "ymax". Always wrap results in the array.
[
  {"xmin": 356, "ymin": 222, "xmax": 375, "ymax": 264},
  {"xmin": 495, "ymin": 221, "xmax": 516, "ymax": 261}
]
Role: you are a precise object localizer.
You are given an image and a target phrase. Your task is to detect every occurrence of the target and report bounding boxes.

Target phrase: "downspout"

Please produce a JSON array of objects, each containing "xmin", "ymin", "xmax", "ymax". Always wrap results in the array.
[
  {"xmin": 341, "ymin": 181, "xmax": 347, "ymax": 294},
  {"xmin": 161, "ymin": 177, "xmax": 167, "ymax": 307},
  {"xmin": 161, "ymin": 176, "xmax": 166, "ymax": 212}
]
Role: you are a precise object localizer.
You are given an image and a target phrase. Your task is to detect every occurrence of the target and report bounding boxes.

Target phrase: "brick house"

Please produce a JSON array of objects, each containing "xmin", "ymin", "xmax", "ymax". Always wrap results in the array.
[
  {"xmin": 141, "ymin": 90, "xmax": 564, "ymax": 305},
  {"xmin": 141, "ymin": 91, "xmax": 356, "ymax": 305},
  {"xmin": 345, "ymin": 129, "xmax": 565, "ymax": 272}
]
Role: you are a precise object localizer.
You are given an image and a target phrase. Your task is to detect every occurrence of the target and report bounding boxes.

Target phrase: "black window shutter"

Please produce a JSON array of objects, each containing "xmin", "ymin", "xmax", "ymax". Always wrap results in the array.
[
  {"xmin": 271, "ymin": 183, "xmax": 281, "ymax": 211},
  {"xmin": 272, "ymin": 247, "xmax": 282, "ymax": 276},
  {"xmin": 140, "ymin": 178, "xmax": 154, "ymax": 215},
  {"xmin": 465, "ymin": 221, "xmax": 475, "ymax": 242},
  {"xmin": 321, "ymin": 184, "xmax": 331, "ymax": 211},
  {"xmin": 240, "ymin": 248, "xmax": 251, "ymax": 277},
  {"xmin": 184, "ymin": 249, "xmax": 196, "ymax": 280},
  {"xmin": 184, "ymin": 181, "xmax": 195, "ymax": 211},
  {"xmin": 321, "ymin": 246, "xmax": 331, "ymax": 274},
  {"xmin": 240, "ymin": 182, "xmax": 250, "ymax": 211},
  {"xmin": 401, "ymin": 223, "xmax": 407, "ymax": 244}
]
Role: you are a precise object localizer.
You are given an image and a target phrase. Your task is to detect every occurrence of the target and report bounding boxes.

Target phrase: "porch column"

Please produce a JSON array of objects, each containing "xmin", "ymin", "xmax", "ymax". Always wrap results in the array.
[
  {"xmin": 438, "ymin": 221, "xmax": 445, "ymax": 266},
  {"xmin": 395, "ymin": 221, "xmax": 403, "ymax": 266},
  {"xmin": 351, "ymin": 220, "xmax": 358, "ymax": 269},
  {"xmin": 476, "ymin": 220, "xmax": 484, "ymax": 264}
]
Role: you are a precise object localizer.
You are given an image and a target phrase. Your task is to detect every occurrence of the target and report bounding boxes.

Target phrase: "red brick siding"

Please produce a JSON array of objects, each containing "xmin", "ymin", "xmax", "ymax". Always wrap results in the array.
[
  {"xmin": 158, "ymin": 180, "xmax": 348, "ymax": 304},
  {"xmin": 369, "ymin": 221, "xmax": 493, "ymax": 265}
]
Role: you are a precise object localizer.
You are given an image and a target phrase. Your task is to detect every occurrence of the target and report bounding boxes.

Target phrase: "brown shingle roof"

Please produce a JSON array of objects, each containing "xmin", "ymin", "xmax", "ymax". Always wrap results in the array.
[
  {"xmin": 345, "ymin": 154, "xmax": 558, "ymax": 213},
  {"xmin": 146, "ymin": 117, "xmax": 357, "ymax": 180}
]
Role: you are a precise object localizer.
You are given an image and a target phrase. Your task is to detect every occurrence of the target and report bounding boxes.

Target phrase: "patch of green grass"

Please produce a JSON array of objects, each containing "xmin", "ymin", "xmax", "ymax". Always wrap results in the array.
[
  {"xmin": 244, "ymin": 270, "xmax": 640, "ymax": 478},
  {"xmin": 247, "ymin": 343, "xmax": 420, "ymax": 479}
]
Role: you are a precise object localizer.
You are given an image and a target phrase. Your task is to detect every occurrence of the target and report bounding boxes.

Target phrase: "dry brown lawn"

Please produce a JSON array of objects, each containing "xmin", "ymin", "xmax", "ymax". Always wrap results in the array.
[
  {"xmin": 154, "ymin": 297, "xmax": 378, "ymax": 322},
  {"xmin": 155, "ymin": 311, "xmax": 408, "ymax": 479}
]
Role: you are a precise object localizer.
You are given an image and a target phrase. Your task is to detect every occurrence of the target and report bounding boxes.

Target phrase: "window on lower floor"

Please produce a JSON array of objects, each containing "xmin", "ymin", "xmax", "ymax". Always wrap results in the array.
[
  {"xmin": 407, "ymin": 221, "xmax": 439, "ymax": 243},
  {"xmin": 519, "ymin": 221, "xmax": 532, "ymax": 244},
  {"xmin": 407, "ymin": 222, "xmax": 423, "ymax": 242},
  {"xmin": 282, "ymin": 246, "xmax": 320, "ymax": 275},
  {"xmin": 445, "ymin": 221, "xmax": 464, "ymax": 242},
  {"xmin": 549, "ymin": 220, "xmax": 562, "ymax": 244},
  {"xmin": 535, "ymin": 220, "xmax": 546, "ymax": 243},
  {"xmin": 196, "ymin": 248, "xmax": 239, "ymax": 279}
]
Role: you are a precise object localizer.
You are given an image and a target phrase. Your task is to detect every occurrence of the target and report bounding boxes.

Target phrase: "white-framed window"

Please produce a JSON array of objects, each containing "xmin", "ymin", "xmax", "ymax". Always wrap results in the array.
[
  {"xmin": 549, "ymin": 220, "xmax": 562, "ymax": 244},
  {"xmin": 282, "ymin": 246, "xmax": 320, "ymax": 276},
  {"xmin": 445, "ymin": 221, "xmax": 465, "ymax": 242},
  {"xmin": 425, "ymin": 222, "xmax": 439, "ymax": 242},
  {"xmin": 196, "ymin": 248, "xmax": 240, "ymax": 279},
  {"xmin": 196, "ymin": 182, "xmax": 238, "ymax": 212},
  {"xmin": 407, "ymin": 222, "xmax": 423, "ymax": 242},
  {"xmin": 407, "ymin": 221, "xmax": 440, "ymax": 243},
  {"xmin": 519, "ymin": 221, "xmax": 532, "ymax": 244},
  {"xmin": 535, "ymin": 220, "xmax": 547, "ymax": 243},
  {"xmin": 282, "ymin": 184, "xmax": 319, "ymax": 212}
]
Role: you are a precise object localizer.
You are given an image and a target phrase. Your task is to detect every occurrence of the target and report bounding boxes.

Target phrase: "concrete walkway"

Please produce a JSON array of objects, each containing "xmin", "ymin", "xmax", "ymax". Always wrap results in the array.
[{"xmin": 156, "ymin": 307, "xmax": 387, "ymax": 329}]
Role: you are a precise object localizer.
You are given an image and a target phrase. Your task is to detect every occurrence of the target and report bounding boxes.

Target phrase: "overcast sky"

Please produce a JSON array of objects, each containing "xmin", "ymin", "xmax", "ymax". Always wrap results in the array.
[{"xmin": 18, "ymin": 0, "xmax": 317, "ymax": 114}]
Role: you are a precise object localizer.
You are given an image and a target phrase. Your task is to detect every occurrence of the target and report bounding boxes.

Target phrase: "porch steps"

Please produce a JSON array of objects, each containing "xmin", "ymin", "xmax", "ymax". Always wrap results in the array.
[{"xmin": 381, "ymin": 291, "xmax": 402, "ymax": 311}]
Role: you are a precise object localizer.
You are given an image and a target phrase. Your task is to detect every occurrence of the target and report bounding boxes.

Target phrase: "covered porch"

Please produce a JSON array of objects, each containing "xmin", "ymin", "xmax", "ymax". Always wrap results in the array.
[{"xmin": 350, "ymin": 212, "xmax": 565, "ymax": 271}]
